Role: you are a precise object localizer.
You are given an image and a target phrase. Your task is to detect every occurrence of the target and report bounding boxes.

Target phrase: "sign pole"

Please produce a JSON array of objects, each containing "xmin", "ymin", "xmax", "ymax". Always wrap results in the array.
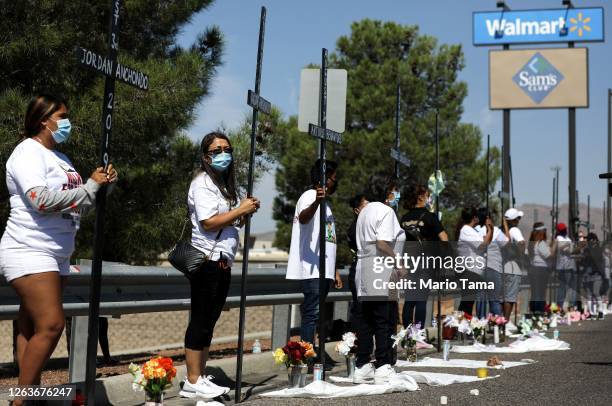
[
  {"xmin": 234, "ymin": 7, "xmax": 270, "ymax": 402},
  {"xmin": 85, "ymin": 1, "xmax": 121, "ymax": 403},
  {"xmin": 317, "ymin": 48, "xmax": 329, "ymax": 379},
  {"xmin": 486, "ymin": 134, "xmax": 490, "ymax": 212},
  {"xmin": 607, "ymin": 89, "xmax": 611, "ymax": 241},
  {"xmin": 502, "ymin": 42, "xmax": 511, "ymax": 216},
  {"xmin": 434, "ymin": 111, "xmax": 442, "ymax": 352},
  {"xmin": 395, "ymin": 84, "xmax": 401, "ymax": 180}
]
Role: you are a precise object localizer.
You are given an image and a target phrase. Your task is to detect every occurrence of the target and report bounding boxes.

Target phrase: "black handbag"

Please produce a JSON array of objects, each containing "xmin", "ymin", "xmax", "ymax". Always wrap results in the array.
[{"xmin": 168, "ymin": 216, "xmax": 222, "ymax": 278}]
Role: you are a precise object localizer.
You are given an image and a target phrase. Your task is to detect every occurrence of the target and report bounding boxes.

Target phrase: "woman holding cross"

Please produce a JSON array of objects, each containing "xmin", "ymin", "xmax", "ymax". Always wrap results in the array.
[{"xmin": 0, "ymin": 94, "xmax": 117, "ymax": 404}]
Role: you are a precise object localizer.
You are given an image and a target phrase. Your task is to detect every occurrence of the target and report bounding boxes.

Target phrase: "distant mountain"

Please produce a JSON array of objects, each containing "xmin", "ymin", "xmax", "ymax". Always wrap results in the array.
[{"xmin": 516, "ymin": 203, "xmax": 607, "ymax": 239}]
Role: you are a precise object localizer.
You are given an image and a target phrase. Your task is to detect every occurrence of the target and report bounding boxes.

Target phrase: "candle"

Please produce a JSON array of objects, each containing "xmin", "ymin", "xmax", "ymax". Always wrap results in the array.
[
  {"xmin": 440, "ymin": 396, "xmax": 448, "ymax": 405},
  {"xmin": 493, "ymin": 325, "xmax": 500, "ymax": 344}
]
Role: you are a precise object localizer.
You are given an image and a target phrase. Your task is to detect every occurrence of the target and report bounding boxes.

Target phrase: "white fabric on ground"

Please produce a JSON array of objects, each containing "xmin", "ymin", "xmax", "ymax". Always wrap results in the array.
[
  {"xmin": 328, "ymin": 370, "xmax": 497, "ymax": 387},
  {"xmin": 395, "ymin": 356, "xmax": 531, "ymax": 369},
  {"xmin": 261, "ymin": 375, "xmax": 418, "ymax": 398},
  {"xmin": 452, "ymin": 336, "xmax": 570, "ymax": 353}
]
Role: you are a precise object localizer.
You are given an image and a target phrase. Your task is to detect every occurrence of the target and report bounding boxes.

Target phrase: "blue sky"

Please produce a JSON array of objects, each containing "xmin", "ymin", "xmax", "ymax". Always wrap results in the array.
[{"xmin": 177, "ymin": 0, "xmax": 611, "ymax": 233}]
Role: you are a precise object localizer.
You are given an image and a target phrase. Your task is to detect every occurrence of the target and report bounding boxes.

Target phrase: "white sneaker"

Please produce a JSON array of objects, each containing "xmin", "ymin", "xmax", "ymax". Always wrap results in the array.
[
  {"xmin": 374, "ymin": 364, "xmax": 396, "ymax": 384},
  {"xmin": 201, "ymin": 375, "xmax": 230, "ymax": 395},
  {"xmin": 179, "ymin": 376, "xmax": 225, "ymax": 399},
  {"xmin": 353, "ymin": 362, "xmax": 375, "ymax": 383}
]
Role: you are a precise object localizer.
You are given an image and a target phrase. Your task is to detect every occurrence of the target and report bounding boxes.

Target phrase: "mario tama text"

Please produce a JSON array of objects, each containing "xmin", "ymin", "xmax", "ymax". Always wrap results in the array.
[
  {"xmin": 372, "ymin": 253, "xmax": 486, "ymax": 274},
  {"xmin": 373, "ymin": 277, "xmax": 494, "ymax": 291}
]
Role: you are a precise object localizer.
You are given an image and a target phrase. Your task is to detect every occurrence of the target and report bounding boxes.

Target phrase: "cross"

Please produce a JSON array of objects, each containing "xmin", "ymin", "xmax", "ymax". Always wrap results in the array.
[
  {"xmin": 234, "ymin": 6, "xmax": 272, "ymax": 403},
  {"xmin": 306, "ymin": 48, "xmax": 343, "ymax": 380},
  {"xmin": 74, "ymin": 1, "xmax": 149, "ymax": 404}
]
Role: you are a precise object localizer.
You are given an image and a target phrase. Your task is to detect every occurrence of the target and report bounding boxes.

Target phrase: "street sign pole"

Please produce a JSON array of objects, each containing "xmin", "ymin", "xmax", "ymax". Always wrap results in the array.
[
  {"xmin": 395, "ymin": 84, "xmax": 401, "ymax": 180},
  {"xmin": 434, "ymin": 111, "xmax": 442, "ymax": 352},
  {"xmin": 607, "ymin": 89, "xmax": 611, "ymax": 240},
  {"xmin": 235, "ymin": 6, "xmax": 270, "ymax": 402},
  {"xmin": 318, "ymin": 48, "xmax": 328, "ymax": 379},
  {"xmin": 568, "ymin": 40, "xmax": 577, "ymax": 240}
]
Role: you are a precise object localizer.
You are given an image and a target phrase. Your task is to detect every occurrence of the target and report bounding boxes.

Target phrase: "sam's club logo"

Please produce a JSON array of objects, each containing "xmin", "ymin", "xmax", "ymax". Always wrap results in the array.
[{"xmin": 512, "ymin": 53, "xmax": 564, "ymax": 104}]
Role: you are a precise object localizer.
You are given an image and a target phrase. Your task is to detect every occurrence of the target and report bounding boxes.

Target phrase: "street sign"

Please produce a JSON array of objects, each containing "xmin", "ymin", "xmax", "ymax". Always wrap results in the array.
[
  {"xmin": 473, "ymin": 7, "xmax": 604, "ymax": 46},
  {"xmin": 308, "ymin": 123, "xmax": 342, "ymax": 144},
  {"xmin": 390, "ymin": 148, "xmax": 410, "ymax": 167},
  {"xmin": 247, "ymin": 89, "xmax": 271, "ymax": 115}
]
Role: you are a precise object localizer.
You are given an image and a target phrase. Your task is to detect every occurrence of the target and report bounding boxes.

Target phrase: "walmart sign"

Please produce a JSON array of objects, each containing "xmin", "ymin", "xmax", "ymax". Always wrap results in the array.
[{"xmin": 473, "ymin": 7, "xmax": 604, "ymax": 45}]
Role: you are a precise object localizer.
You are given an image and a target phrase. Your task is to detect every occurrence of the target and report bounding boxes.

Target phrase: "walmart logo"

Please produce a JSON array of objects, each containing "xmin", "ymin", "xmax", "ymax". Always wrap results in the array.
[
  {"xmin": 512, "ymin": 53, "xmax": 564, "ymax": 104},
  {"xmin": 568, "ymin": 12, "xmax": 592, "ymax": 37}
]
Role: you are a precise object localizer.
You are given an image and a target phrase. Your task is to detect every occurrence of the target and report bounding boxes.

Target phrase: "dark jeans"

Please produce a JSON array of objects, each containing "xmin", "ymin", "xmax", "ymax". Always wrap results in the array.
[
  {"xmin": 476, "ymin": 268, "xmax": 503, "ymax": 317},
  {"xmin": 458, "ymin": 271, "xmax": 482, "ymax": 316},
  {"xmin": 402, "ymin": 282, "xmax": 430, "ymax": 328},
  {"xmin": 348, "ymin": 265, "xmax": 364, "ymax": 332},
  {"xmin": 185, "ymin": 259, "xmax": 232, "ymax": 350},
  {"xmin": 300, "ymin": 277, "xmax": 332, "ymax": 345},
  {"xmin": 556, "ymin": 269, "xmax": 576, "ymax": 308},
  {"xmin": 357, "ymin": 300, "xmax": 398, "ymax": 368},
  {"xmin": 529, "ymin": 266, "xmax": 550, "ymax": 313}
]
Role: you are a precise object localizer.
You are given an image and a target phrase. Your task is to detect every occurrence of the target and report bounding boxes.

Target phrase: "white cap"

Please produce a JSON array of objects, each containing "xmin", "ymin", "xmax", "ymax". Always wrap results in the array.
[{"xmin": 504, "ymin": 208, "xmax": 524, "ymax": 220}]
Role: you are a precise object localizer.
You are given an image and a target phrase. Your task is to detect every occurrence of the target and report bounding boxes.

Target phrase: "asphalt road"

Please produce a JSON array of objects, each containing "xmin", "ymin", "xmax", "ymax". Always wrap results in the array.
[{"xmin": 240, "ymin": 318, "xmax": 612, "ymax": 406}]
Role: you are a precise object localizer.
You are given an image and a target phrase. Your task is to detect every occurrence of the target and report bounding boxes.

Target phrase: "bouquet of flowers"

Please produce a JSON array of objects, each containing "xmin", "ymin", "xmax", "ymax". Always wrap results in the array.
[
  {"xmin": 391, "ymin": 323, "xmax": 427, "ymax": 349},
  {"xmin": 273, "ymin": 341, "xmax": 316, "ymax": 368},
  {"xmin": 335, "ymin": 332, "xmax": 357, "ymax": 356},
  {"xmin": 129, "ymin": 356, "xmax": 177, "ymax": 401},
  {"xmin": 517, "ymin": 319, "xmax": 534, "ymax": 337},
  {"xmin": 470, "ymin": 318, "xmax": 488, "ymax": 340},
  {"xmin": 487, "ymin": 314, "xmax": 507, "ymax": 328}
]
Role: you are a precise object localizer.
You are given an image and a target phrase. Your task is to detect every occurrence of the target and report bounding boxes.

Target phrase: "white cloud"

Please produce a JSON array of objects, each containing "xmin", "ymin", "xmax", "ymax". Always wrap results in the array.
[{"xmin": 186, "ymin": 73, "xmax": 249, "ymax": 141}]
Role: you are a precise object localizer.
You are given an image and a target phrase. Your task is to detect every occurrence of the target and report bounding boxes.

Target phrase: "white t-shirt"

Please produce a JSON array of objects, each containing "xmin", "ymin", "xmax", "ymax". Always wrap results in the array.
[
  {"xmin": 555, "ymin": 235, "xmax": 575, "ymax": 270},
  {"xmin": 504, "ymin": 226, "xmax": 525, "ymax": 275},
  {"xmin": 2, "ymin": 138, "xmax": 83, "ymax": 258},
  {"xmin": 474, "ymin": 225, "xmax": 508, "ymax": 273},
  {"xmin": 188, "ymin": 172, "xmax": 239, "ymax": 266},
  {"xmin": 355, "ymin": 202, "xmax": 406, "ymax": 297},
  {"xmin": 286, "ymin": 189, "xmax": 336, "ymax": 280},
  {"xmin": 531, "ymin": 240, "xmax": 551, "ymax": 267},
  {"xmin": 457, "ymin": 225, "xmax": 486, "ymax": 276}
]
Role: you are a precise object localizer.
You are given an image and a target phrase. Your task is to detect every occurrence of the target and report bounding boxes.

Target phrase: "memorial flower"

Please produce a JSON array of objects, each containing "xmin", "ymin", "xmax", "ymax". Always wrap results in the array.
[
  {"xmin": 335, "ymin": 332, "xmax": 357, "ymax": 356},
  {"xmin": 129, "ymin": 356, "xmax": 176, "ymax": 398},
  {"xmin": 273, "ymin": 340, "xmax": 316, "ymax": 368}
]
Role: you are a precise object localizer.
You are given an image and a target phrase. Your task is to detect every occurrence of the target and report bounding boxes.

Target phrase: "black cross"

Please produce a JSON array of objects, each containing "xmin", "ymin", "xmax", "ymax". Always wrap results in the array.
[
  {"xmin": 75, "ymin": 1, "xmax": 149, "ymax": 404},
  {"xmin": 235, "ymin": 6, "xmax": 272, "ymax": 403}
]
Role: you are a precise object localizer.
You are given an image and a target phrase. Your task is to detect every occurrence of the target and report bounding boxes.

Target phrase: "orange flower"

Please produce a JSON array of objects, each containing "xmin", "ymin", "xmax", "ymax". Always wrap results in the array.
[
  {"xmin": 299, "ymin": 341, "xmax": 313, "ymax": 352},
  {"xmin": 166, "ymin": 367, "xmax": 177, "ymax": 380},
  {"xmin": 157, "ymin": 357, "xmax": 174, "ymax": 372},
  {"xmin": 304, "ymin": 349, "xmax": 316, "ymax": 359}
]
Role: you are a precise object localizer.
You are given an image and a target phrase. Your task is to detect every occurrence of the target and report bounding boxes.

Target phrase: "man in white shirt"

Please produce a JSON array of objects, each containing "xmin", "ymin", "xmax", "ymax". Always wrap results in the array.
[
  {"xmin": 502, "ymin": 208, "xmax": 525, "ymax": 321},
  {"xmin": 554, "ymin": 223, "xmax": 576, "ymax": 310},
  {"xmin": 286, "ymin": 160, "xmax": 342, "ymax": 349},
  {"xmin": 353, "ymin": 179, "xmax": 406, "ymax": 384},
  {"xmin": 474, "ymin": 208, "xmax": 510, "ymax": 317}
]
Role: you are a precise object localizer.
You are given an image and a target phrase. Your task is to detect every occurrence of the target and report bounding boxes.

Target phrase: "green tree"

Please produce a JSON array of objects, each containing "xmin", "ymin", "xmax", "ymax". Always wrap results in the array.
[
  {"xmin": 0, "ymin": 0, "xmax": 227, "ymax": 264},
  {"xmin": 272, "ymin": 20, "xmax": 501, "ymax": 265}
]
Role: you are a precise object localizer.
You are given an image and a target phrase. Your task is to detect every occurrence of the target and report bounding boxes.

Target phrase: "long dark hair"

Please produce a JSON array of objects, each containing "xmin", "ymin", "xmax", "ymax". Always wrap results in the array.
[
  {"xmin": 455, "ymin": 207, "xmax": 477, "ymax": 240},
  {"xmin": 405, "ymin": 184, "xmax": 428, "ymax": 209},
  {"xmin": 197, "ymin": 132, "xmax": 238, "ymax": 206},
  {"xmin": 24, "ymin": 94, "xmax": 67, "ymax": 138}
]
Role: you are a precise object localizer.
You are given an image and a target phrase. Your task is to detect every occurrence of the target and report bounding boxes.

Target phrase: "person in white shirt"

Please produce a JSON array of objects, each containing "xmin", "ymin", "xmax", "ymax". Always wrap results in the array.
[
  {"xmin": 455, "ymin": 208, "xmax": 493, "ymax": 316},
  {"xmin": 353, "ymin": 178, "xmax": 406, "ymax": 385},
  {"xmin": 0, "ymin": 95, "xmax": 117, "ymax": 401},
  {"xmin": 474, "ymin": 208, "xmax": 510, "ymax": 317},
  {"xmin": 180, "ymin": 132, "xmax": 260, "ymax": 399},
  {"xmin": 286, "ymin": 159, "xmax": 342, "ymax": 352},
  {"xmin": 528, "ymin": 222, "xmax": 556, "ymax": 313},
  {"xmin": 502, "ymin": 208, "xmax": 526, "ymax": 321},
  {"xmin": 554, "ymin": 223, "xmax": 576, "ymax": 310}
]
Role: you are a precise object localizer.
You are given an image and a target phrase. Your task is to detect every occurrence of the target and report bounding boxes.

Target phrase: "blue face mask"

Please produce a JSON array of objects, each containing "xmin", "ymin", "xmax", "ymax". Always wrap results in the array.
[
  {"xmin": 388, "ymin": 191, "xmax": 400, "ymax": 209},
  {"xmin": 210, "ymin": 152, "xmax": 232, "ymax": 172},
  {"xmin": 47, "ymin": 118, "xmax": 72, "ymax": 144}
]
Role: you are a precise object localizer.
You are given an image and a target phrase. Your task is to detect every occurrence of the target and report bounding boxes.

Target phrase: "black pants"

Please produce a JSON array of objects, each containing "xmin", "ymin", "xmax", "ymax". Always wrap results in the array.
[
  {"xmin": 529, "ymin": 266, "xmax": 550, "ymax": 313},
  {"xmin": 357, "ymin": 300, "xmax": 398, "ymax": 368},
  {"xmin": 185, "ymin": 259, "xmax": 231, "ymax": 350},
  {"xmin": 402, "ymin": 270, "xmax": 430, "ymax": 328},
  {"xmin": 348, "ymin": 265, "xmax": 364, "ymax": 332},
  {"xmin": 458, "ymin": 271, "xmax": 483, "ymax": 316}
]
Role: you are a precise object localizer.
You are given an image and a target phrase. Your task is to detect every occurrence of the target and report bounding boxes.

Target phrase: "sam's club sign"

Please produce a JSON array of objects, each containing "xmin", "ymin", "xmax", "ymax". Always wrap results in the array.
[{"xmin": 473, "ymin": 7, "xmax": 604, "ymax": 45}]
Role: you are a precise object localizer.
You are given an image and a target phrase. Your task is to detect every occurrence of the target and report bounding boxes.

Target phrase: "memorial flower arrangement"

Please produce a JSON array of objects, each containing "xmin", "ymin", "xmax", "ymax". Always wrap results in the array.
[
  {"xmin": 470, "ymin": 318, "xmax": 488, "ymax": 340},
  {"xmin": 273, "ymin": 340, "xmax": 316, "ymax": 368},
  {"xmin": 128, "ymin": 356, "xmax": 176, "ymax": 400},
  {"xmin": 487, "ymin": 314, "xmax": 507, "ymax": 327},
  {"xmin": 392, "ymin": 323, "xmax": 427, "ymax": 349},
  {"xmin": 335, "ymin": 332, "xmax": 357, "ymax": 356}
]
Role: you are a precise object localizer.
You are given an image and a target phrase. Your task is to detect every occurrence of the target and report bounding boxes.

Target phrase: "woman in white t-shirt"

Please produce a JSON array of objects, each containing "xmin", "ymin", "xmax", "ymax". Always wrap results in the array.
[
  {"xmin": 179, "ymin": 132, "xmax": 260, "ymax": 400},
  {"xmin": 0, "ymin": 94, "xmax": 116, "ymax": 399},
  {"xmin": 527, "ymin": 222, "xmax": 555, "ymax": 313}
]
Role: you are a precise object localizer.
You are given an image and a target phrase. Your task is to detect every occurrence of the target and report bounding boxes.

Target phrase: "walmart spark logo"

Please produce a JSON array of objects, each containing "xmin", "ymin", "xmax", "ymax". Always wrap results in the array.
[
  {"xmin": 512, "ymin": 53, "xmax": 564, "ymax": 104},
  {"xmin": 568, "ymin": 12, "xmax": 592, "ymax": 37}
]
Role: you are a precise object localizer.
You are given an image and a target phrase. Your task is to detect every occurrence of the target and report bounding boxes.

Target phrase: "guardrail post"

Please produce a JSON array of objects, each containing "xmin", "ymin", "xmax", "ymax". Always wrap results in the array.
[
  {"xmin": 69, "ymin": 315, "xmax": 89, "ymax": 382},
  {"xmin": 271, "ymin": 304, "xmax": 291, "ymax": 349}
]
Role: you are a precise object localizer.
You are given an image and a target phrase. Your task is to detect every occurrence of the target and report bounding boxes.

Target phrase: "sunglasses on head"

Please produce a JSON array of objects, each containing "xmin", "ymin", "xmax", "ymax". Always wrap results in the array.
[{"xmin": 207, "ymin": 146, "xmax": 233, "ymax": 156}]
